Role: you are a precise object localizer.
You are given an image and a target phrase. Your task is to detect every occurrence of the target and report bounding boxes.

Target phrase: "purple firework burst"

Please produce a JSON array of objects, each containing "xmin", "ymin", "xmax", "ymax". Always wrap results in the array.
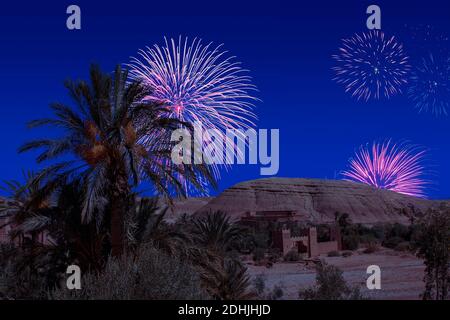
[
  {"xmin": 332, "ymin": 30, "xmax": 411, "ymax": 101},
  {"xmin": 342, "ymin": 140, "xmax": 428, "ymax": 198},
  {"xmin": 408, "ymin": 53, "xmax": 450, "ymax": 116}
]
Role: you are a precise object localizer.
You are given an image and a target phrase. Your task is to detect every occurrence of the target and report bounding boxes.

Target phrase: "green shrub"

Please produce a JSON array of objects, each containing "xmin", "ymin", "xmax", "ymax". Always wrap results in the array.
[
  {"xmin": 267, "ymin": 248, "xmax": 282, "ymax": 263},
  {"xmin": 371, "ymin": 224, "xmax": 387, "ymax": 241},
  {"xmin": 327, "ymin": 251, "xmax": 340, "ymax": 257},
  {"xmin": 283, "ymin": 250, "xmax": 300, "ymax": 262},
  {"xmin": 253, "ymin": 276, "xmax": 284, "ymax": 300},
  {"xmin": 299, "ymin": 262, "xmax": 366, "ymax": 300},
  {"xmin": 253, "ymin": 275, "xmax": 266, "ymax": 296},
  {"xmin": 394, "ymin": 241, "xmax": 411, "ymax": 252},
  {"xmin": 253, "ymin": 247, "xmax": 266, "ymax": 262},
  {"xmin": 412, "ymin": 207, "xmax": 450, "ymax": 300},
  {"xmin": 253, "ymin": 231, "xmax": 270, "ymax": 249},
  {"xmin": 362, "ymin": 243, "xmax": 379, "ymax": 254},
  {"xmin": 359, "ymin": 234, "xmax": 378, "ymax": 245},
  {"xmin": 408, "ymin": 223, "xmax": 424, "ymax": 247},
  {"xmin": 0, "ymin": 244, "xmax": 49, "ymax": 300},
  {"xmin": 389, "ymin": 223, "xmax": 410, "ymax": 240},
  {"xmin": 51, "ymin": 245, "xmax": 208, "ymax": 300},
  {"xmin": 235, "ymin": 234, "xmax": 254, "ymax": 253},
  {"xmin": 317, "ymin": 224, "xmax": 331, "ymax": 242},
  {"xmin": 342, "ymin": 233, "xmax": 359, "ymax": 251},
  {"xmin": 267, "ymin": 284, "xmax": 284, "ymax": 300},
  {"xmin": 341, "ymin": 251, "xmax": 353, "ymax": 258},
  {"xmin": 382, "ymin": 236, "xmax": 404, "ymax": 249}
]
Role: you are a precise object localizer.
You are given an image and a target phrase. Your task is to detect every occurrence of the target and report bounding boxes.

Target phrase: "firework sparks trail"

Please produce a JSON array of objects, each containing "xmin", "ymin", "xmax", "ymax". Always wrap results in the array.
[
  {"xmin": 332, "ymin": 30, "xmax": 411, "ymax": 101},
  {"xmin": 408, "ymin": 53, "xmax": 450, "ymax": 116},
  {"xmin": 342, "ymin": 140, "xmax": 428, "ymax": 198},
  {"xmin": 128, "ymin": 37, "xmax": 258, "ymax": 193}
]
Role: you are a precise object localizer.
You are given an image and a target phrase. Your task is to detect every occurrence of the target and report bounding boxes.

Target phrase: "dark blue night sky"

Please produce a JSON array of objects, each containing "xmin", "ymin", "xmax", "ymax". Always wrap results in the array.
[{"xmin": 1, "ymin": 0, "xmax": 449, "ymax": 198}]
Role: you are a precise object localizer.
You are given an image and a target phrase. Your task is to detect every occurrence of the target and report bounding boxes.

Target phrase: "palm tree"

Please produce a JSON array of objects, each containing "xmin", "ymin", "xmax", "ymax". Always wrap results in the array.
[
  {"xmin": 192, "ymin": 211, "xmax": 246, "ymax": 254},
  {"xmin": 0, "ymin": 171, "xmax": 70, "ymax": 296},
  {"xmin": 0, "ymin": 170, "xmax": 61, "ymax": 245},
  {"xmin": 1, "ymin": 172, "xmax": 110, "ymax": 293},
  {"xmin": 200, "ymin": 257, "xmax": 255, "ymax": 300},
  {"xmin": 19, "ymin": 65, "xmax": 215, "ymax": 256},
  {"xmin": 124, "ymin": 197, "xmax": 191, "ymax": 255}
]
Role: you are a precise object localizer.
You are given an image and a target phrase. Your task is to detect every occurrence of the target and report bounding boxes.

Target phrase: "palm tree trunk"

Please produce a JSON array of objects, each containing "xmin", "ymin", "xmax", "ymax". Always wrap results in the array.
[
  {"xmin": 111, "ymin": 199, "xmax": 124, "ymax": 257},
  {"xmin": 110, "ymin": 164, "xmax": 129, "ymax": 257}
]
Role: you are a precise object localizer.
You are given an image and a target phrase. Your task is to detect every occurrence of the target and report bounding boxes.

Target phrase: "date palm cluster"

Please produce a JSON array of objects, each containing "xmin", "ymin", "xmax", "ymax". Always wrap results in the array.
[{"xmin": 0, "ymin": 65, "xmax": 253, "ymax": 300}]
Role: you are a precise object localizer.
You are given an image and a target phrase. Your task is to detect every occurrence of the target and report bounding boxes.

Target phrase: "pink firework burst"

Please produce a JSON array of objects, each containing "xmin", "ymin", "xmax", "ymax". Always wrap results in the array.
[
  {"xmin": 342, "ymin": 140, "xmax": 428, "ymax": 198},
  {"xmin": 128, "ymin": 37, "xmax": 258, "ymax": 192},
  {"xmin": 128, "ymin": 36, "xmax": 257, "ymax": 131}
]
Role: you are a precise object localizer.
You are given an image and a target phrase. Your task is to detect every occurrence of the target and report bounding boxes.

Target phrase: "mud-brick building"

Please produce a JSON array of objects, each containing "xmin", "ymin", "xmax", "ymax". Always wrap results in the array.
[
  {"xmin": 240, "ymin": 210, "xmax": 342, "ymax": 258},
  {"xmin": 272, "ymin": 226, "xmax": 342, "ymax": 257}
]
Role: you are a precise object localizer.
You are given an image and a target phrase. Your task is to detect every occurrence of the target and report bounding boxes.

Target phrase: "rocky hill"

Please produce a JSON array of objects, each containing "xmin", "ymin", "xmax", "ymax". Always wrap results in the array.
[
  {"xmin": 194, "ymin": 178, "xmax": 440, "ymax": 224},
  {"xmin": 164, "ymin": 197, "xmax": 212, "ymax": 221}
]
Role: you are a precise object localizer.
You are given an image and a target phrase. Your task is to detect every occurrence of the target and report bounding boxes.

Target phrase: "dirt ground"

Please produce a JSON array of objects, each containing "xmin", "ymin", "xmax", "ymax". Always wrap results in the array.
[{"xmin": 246, "ymin": 248, "xmax": 425, "ymax": 300}]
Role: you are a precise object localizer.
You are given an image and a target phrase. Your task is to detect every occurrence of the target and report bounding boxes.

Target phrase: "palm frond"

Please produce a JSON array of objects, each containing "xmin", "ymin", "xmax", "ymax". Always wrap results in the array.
[
  {"xmin": 17, "ymin": 214, "xmax": 52, "ymax": 234},
  {"xmin": 81, "ymin": 165, "xmax": 108, "ymax": 224}
]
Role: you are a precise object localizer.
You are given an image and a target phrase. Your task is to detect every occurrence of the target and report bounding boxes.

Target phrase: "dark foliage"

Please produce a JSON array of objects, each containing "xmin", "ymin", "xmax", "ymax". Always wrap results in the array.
[
  {"xmin": 299, "ymin": 261, "xmax": 366, "ymax": 300},
  {"xmin": 412, "ymin": 205, "xmax": 450, "ymax": 300}
]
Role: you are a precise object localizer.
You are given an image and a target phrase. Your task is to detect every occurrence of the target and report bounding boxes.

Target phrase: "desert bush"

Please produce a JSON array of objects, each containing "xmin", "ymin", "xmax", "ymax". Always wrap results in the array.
[
  {"xmin": 354, "ymin": 224, "xmax": 372, "ymax": 235},
  {"xmin": 412, "ymin": 207, "xmax": 450, "ymax": 300},
  {"xmin": 253, "ymin": 276, "xmax": 284, "ymax": 300},
  {"xmin": 370, "ymin": 224, "xmax": 388, "ymax": 240},
  {"xmin": 335, "ymin": 219, "xmax": 415, "ymax": 253},
  {"xmin": 388, "ymin": 223, "xmax": 410, "ymax": 240},
  {"xmin": 0, "ymin": 244, "xmax": 53, "ymax": 300},
  {"xmin": 267, "ymin": 284, "xmax": 284, "ymax": 300},
  {"xmin": 234, "ymin": 234, "xmax": 254, "ymax": 253},
  {"xmin": 0, "ymin": 245, "xmax": 24, "ymax": 299},
  {"xmin": 267, "ymin": 248, "xmax": 282, "ymax": 263},
  {"xmin": 317, "ymin": 224, "xmax": 331, "ymax": 242},
  {"xmin": 253, "ymin": 247, "xmax": 266, "ymax": 262},
  {"xmin": 373, "ymin": 223, "xmax": 413, "ymax": 243},
  {"xmin": 252, "ymin": 231, "xmax": 270, "ymax": 250},
  {"xmin": 382, "ymin": 236, "xmax": 404, "ymax": 249},
  {"xmin": 51, "ymin": 244, "xmax": 208, "ymax": 300},
  {"xmin": 359, "ymin": 234, "xmax": 378, "ymax": 245},
  {"xmin": 283, "ymin": 250, "xmax": 300, "ymax": 262},
  {"xmin": 341, "ymin": 251, "xmax": 353, "ymax": 258},
  {"xmin": 408, "ymin": 223, "xmax": 423, "ymax": 245},
  {"xmin": 335, "ymin": 214, "xmax": 361, "ymax": 251},
  {"xmin": 299, "ymin": 261, "xmax": 366, "ymax": 300},
  {"xmin": 362, "ymin": 243, "xmax": 379, "ymax": 254},
  {"xmin": 342, "ymin": 233, "xmax": 359, "ymax": 251},
  {"xmin": 327, "ymin": 250, "xmax": 340, "ymax": 257},
  {"xmin": 394, "ymin": 241, "xmax": 411, "ymax": 252},
  {"xmin": 253, "ymin": 274, "xmax": 266, "ymax": 296}
]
